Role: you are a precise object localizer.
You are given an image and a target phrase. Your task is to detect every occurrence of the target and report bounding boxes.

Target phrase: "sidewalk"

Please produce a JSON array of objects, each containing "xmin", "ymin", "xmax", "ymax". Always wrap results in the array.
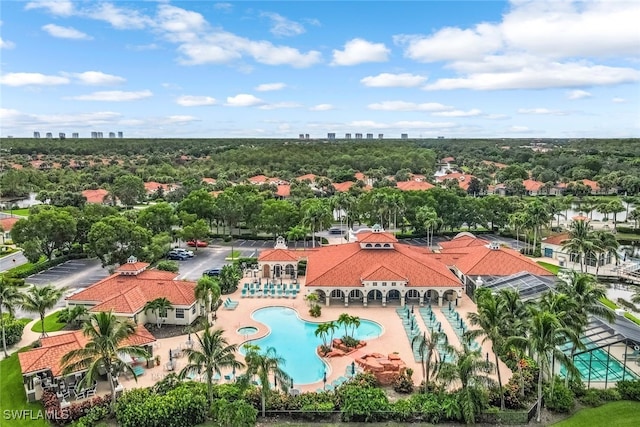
[{"xmin": 5, "ymin": 310, "xmax": 67, "ymax": 357}]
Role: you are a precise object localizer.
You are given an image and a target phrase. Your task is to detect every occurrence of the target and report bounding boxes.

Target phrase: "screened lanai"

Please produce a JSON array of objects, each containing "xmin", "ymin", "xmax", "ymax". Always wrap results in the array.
[
  {"xmin": 481, "ymin": 271, "xmax": 556, "ymax": 299},
  {"xmin": 557, "ymin": 316, "xmax": 640, "ymax": 389}
]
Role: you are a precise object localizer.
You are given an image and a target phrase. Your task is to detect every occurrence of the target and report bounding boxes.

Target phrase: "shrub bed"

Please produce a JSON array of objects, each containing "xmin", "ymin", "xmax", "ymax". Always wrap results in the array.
[
  {"xmin": 3, "ymin": 317, "xmax": 30, "ymax": 347},
  {"xmin": 41, "ymin": 390, "xmax": 111, "ymax": 426}
]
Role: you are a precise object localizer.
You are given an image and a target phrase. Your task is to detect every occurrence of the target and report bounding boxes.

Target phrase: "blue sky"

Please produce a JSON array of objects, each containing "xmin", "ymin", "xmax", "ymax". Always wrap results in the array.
[{"xmin": 1, "ymin": 0, "xmax": 639, "ymax": 138}]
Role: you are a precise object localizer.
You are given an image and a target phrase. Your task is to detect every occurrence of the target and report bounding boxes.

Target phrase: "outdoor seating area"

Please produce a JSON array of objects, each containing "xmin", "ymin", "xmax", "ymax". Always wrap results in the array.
[
  {"xmin": 35, "ymin": 371, "xmax": 98, "ymax": 403},
  {"xmin": 396, "ymin": 306, "xmax": 422, "ymax": 362},
  {"xmin": 222, "ymin": 297, "xmax": 239, "ymax": 310},
  {"xmin": 441, "ymin": 303, "xmax": 480, "ymax": 351},
  {"xmin": 240, "ymin": 281, "xmax": 300, "ymax": 298}
]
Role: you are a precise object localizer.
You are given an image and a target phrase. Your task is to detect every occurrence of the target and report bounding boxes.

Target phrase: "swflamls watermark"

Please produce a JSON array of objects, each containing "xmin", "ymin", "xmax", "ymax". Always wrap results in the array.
[{"xmin": 3, "ymin": 409, "xmax": 70, "ymax": 421}]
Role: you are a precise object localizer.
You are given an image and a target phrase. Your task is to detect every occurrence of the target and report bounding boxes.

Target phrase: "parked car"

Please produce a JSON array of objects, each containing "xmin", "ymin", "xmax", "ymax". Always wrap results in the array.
[
  {"xmin": 203, "ymin": 267, "xmax": 222, "ymax": 277},
  {"xmin": 172, "ymin": 248, "xmax": 194, "ymax": 257},
  {"xmin": 167, "ymin": 251, "xmax": 188, "ymax": 261},
  {"xmin": 187, "ymin": 240, "xmax": 209, "ymax": 247},
  {"xmin": 329, "ymin": 227, "xmax": 344, "ymax": 235}
]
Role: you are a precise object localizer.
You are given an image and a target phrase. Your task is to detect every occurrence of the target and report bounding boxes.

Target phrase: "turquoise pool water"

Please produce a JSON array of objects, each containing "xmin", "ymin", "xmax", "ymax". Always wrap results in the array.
[
  {"xmin": 237, "ymin": 326, "xmax": 258, "ymax": 335},
  {"xmin": 561, "ymin": 347, "xmax": 638, "ymax": 382},
  {"xmin": 242, "ymin": 306, "xmax": 383, "ymax": 384}
]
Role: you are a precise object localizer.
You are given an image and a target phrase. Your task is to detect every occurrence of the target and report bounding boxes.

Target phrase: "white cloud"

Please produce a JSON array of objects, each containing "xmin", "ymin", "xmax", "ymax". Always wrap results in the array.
[
  {"xmin": 261, "ymin": 12, "xmax": 305, "ymax": 37},
  {"xmin": 68, "ymin": 71, "xmax": 125, "ymax": 85},
  {"xmin": 214, "ymin": 3, "xmax": 233, "ymax": 12},
  {"xmin": 309, "ymin": 104, "xmax": 334, "ymax": 111},
  {"xmin": 507, "ymin": 125, "xmax": 534, "ymax": 133},
  {"xmin": 225, "ymin": 94, "xmax": 264, "ymax": 107},
  {"xmin": 156, "ymin": 4, "xmax": 207, "ymax": 43},
  {"xmin": 42, "ymin": 24, "xmax": 91, "ymax": 40},
  {"xmin": 331, "ymin": 38, "xmax": 390, "ymax": 66},
  {"xmin": 177, "ymin": 31, "xmax": 322, "ymax": 67},
  {"xmin": 167, "ymin": 115, "xmax": 199, "ymax": 124},
  {"xmin": 25, "ymin": 0, "xmax": 74, "ymax": 16},
  {"xmin": 348, "ymin": 120, "xmax": 455, "ymax": 129},
  {"xmin": 394, "ymin": 23, "xmax": 503, "ymax": 62},
  {"xmin": 0, "ymin": 72, "xmax": 69, "ymax": 86},
  {"xmin": 483, "ymin": 113, "xmax": 509, "ymax": 120},
  {"xmin": 367, "ymin": 101, "xmax": 452, "ymax": 112},
  {"xmin": 0, "ymin": 37, "xmax": 15, "ymax": 49},
  {"xmin": 612, "ymin": 97, "xmax": 627, "ymax": 103},
  {"xmin": 126, "ymin": 43, "xmax": 159, "ymax": 51},
  {"xmin": 259, "ymin": 102, "xmax": 303, "ymax": 110},
  {"xmin": 432, "ymin": 109, "xmax": 482, "ymax": 117},
  {"xmin": 176, "ymin": 95, "xmax": 216, "ymax": 106},
  {"xmin": 255, "ymin": 82, "xmax": 286, "ymax": 92},
  {"xmin": 360, "ymin": 73, "xmax": 427, "ymax": 88},
  {"xmin": 88, "ymin": 2, "xmax": 153, "ymax": 30},
  {"xmin": 71, "ymin": 90, "xmax": 153, "ymax": 101},
  {"xmin": 424, "ymin": 62, "xmax": 640, "ymax": 91},
  {"xmin": 1, "ymin": 107, "xmax": 122, "ymax": 128},
  {"xmin": 567, "ymin": 89, "xmax": 592, "ymax": 100},
  {"xmin": 518, "ymin": 108, "xmax": 568, "ymax": 116}
]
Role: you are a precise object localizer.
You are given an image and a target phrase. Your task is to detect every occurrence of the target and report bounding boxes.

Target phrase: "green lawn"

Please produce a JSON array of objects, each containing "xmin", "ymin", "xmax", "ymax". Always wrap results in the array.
[
  {"xmin": 599, "ymin": 297, "xmax": 619, "ymax": 310},
  {"xmin": 1, "ymin": 209, "xmax": 30, "ymax": 217},
  {"xmin": 624, "ymin": 312, "xmax": 640, "ymax": 326},
  {"xmin": 0, "ymin": 350, "xmax": 49, "ymax": 427},
  {"xmin": 551, "ymin": 401, "xmax": 640, "ymax": 426},
  {"xmin": 31, "ymin": 311, "xmax": 66, "ymax": 333},
  {"xmin": 537, "ymin": 261, "xmax": 560, "ymax": 275}
]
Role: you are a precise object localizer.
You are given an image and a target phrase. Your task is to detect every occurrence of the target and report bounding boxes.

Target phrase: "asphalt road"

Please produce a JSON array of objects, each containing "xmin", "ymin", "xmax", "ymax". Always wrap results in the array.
[
  {"xmin": 0, "ymin": 250, "xmax": 28, "ymax": 272},
  {"xmin": 175, "ymin": 244, "xmax": 258, "ymax": 281}
]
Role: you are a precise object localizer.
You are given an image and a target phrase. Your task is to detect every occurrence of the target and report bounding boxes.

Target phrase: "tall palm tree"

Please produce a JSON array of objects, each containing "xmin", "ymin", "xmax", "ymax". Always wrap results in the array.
[
  {"xmin": 195, "ymin": 276, "xmax": 220, "ymax": 325},
  {"xmin": 180, "ymin": 328, "xmax": 243, "ymax": 405},
  {"xmin": 438, "ymin": 342, "xmax": 495, "ymax": 425},
  {"xmin": 0, "ymin": 276, "xmax": 23, "ymax": 358},
  {"xmin": 348, "ymin": 315, "xmax": 361, "ymax": 338},
  {"xmin": 21, "ymin": 285, "xmax": 64, "ymax": 337},
  {"xmin": 337, "ymin": 313, "xmax": 352, "ymax": 338},
  {"xmin": 143, "ymin": 297, "xmax": 174, "ymax": 329},
  {"xmin": 412, "ymin": 328, "xmax": 445, "ymax": 392},
  {"xmin": 60, "ymin": 312, "xmax": 150, "ymax": 412},
  {"xmin": 467, "ymin": 288, "xmax": 507, "ymax": 410},
  {"xmin": 315, "ymin": 323, "xmax": 330, "ymax": 351},
  {"xmin": 562, "ymin": 219, "xmax": 595, "ymax": 272},
  {"xmin": 244, "ymin": 345, "xmax": 291, "ymax": 417},
  {"xmin": 509, "ymin": 303, "xmax": 580, "ymax": 423},
  {"xmin": 326, "ymin": 320, "xmax": 338, "ymax": 348},
  {"xmin": 525, "ymin": 199, "xmax": 551, "ymax": 255},
  {"xmin": 591, "ymin": 230, "xmax": 620, "ymax": 277},
  {"xmin": 416, "ymin": 206, "xmax": 439, "ymax": 247}
]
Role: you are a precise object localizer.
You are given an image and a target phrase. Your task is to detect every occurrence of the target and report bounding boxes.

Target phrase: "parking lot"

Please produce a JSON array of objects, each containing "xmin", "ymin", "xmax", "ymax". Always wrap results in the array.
[
  {"xmin": 175, "ymin": 244, "xmax": 259, "ymax": 281},
  {"xmin": 26, "ymin": 258, "xmax": 110, "ymax": 290}
]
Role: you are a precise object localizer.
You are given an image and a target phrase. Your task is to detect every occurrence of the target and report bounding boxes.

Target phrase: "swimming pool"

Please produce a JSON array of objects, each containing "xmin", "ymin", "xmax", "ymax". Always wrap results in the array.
[
  {"xmin": 560, "ymin": 347, "xmax": 638, "ymax": 383},
  {"xmin": 242, "ymin": 306, "xmax": 383, "ymax": 384}
]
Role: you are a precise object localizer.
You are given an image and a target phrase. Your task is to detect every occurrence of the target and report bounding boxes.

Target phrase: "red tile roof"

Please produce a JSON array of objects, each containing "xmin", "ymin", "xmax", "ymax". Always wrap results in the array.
[
  {"xmin": 436, "ymin": 173, "xmax": 475, "ymax": 190},
  {"xmin": 116, "ymin": 261, "xmax": 149, "ymax": 273},
  {"xmin": 395, "ymin": 181, "xmax": 435, "ymax": 191},
  {"xmin": 296, "ymin": 173, "xmax": 318, "ymax": 182},
  {"xmin": 0, "ymin": 217, "xmax": 20, "ymax": 232},
  {"xmin": 19, "ymin": 325, "xmax": 155, "ymax": 376},
  {"xmin": 361, "ymin": 265, "xmax": 407, "ymax": 282},
  {"xmin": 276, "ymin": 184, "xmax": 290, "ymax": 198},
  {"xmin": 354, "ymin": 172, "xmax": 367, "ymax": 181},
  {"xmin": 67, "ymin": 270, "xmax": 197, "ymax": 315},
  {"xmin": 259, "ymin": 248, "xmax": 308, "ymax": 262},
  {"xmin": 523, "ymin": 179, "xmax": 544, "ymax": 192},
  {"xmin": 543, "ymin": 233, "xmax": 570, "ymax": 246},
  {"xmin": 304, "ymin": 241, "xmax": 461, "ymax": 288},
  {"xmin": 581, "ymin": 179, "xmax": 600, "ymax": 191},
  {"xmin": 441, "ymin": 157, "xmax": 455, "ymax": 163},
  {"xmin": 358, "ymin": 231, "xmax": 398, "ymax": 244},
  {"xmin": 444, "ymin": 245, "xmax": 554, "ymax": 276},
  {"xmin": 333, "ymin": 181, "xmax": 355, "ymax": 192},
  {"xmin": 439, "ymin": 234, "xmax": 489, "ymax": 249},
  {"xmin": 81, "ymin": 189, "xmax": 109, "ymax": 204},
  {"xmin": 144, "ymin": 181, "xmax": 175, "ymax": 193}
]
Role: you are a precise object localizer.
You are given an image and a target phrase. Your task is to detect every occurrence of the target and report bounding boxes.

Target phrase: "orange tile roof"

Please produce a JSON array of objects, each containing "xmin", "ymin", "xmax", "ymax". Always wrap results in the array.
[
  {"xmin": 296, "ymin": 173, "xmax": 318, "ymax": 182},
  {"xmin": 439, "ymin": 235, "xmax": 489, "ymax": 249},
  {"xmin": 249, "ymin": 174, "xmax": 269, "ymax": 183},
  {"xmin": 333, "ymin": 181, "xmax": 355, "ymax": 192},
  {"xmin": 276, "ymin": 184, "xmax": 290, "ymax": 198},
  {"xmin": 523, "ymin": 179, "xmax": 544, "ymax": 192},
  {"xmin": 304, "ymin": 241, "xmax": 461, "ymax": 288},
  {"xmin": 116, "ymin": 261, "xmax": 150, "ymax": 273},
  {"xmin": 19, "ymin": 325, "xmax": 155, "ymax": 377},
  {"xmin": 144, "ymin": 181, "xmax": 175, "ymax": 193},
  {"xmin": 445, "ymin": 245, "xmax": 554, "ymax": 276},
  {"xmin": 361, "ymin": 265, "xmax": 407, "ymax": 282},
  {"xmin": 0, "ymin": 217, "xmax": 20, "ymax": 232},
  {"xmin": 354, "ymin": 172, "xmax": 367, "ymax": 181},
  {"xmin": 581, "ymin": 179, "xmax": 600, "ymax": 190},
  {"xmin": 259, "ymin": 248, "xmax": 307, "ymax": 262},
  {"xmin": 81, "ymin": 189, "xmax": 109, "ymax": 204},
  {"xmin": 395, "ymin": 181, "xmax": 435, "ymax": 191},
  {"xmin": 436, "ymin": 173, "xmax": 475, "ymax": 190},
  {"xmin": 358, "ymin": 231, "xmax": 398, "ymax": 244},
  {"xmin": 543, "ymin": 233, "xmax": 570, "ymax": 246},
  {"xmin": 441, "ymin": 157, "xmax": 455, "ymax": 163},
  {"xmin": 67, "ymin": 271, "xmax": 197, "ymax": 315}
]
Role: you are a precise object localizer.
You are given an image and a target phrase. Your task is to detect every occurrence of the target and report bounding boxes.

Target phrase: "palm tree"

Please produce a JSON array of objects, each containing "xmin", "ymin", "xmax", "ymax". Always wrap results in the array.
[
  {"xmin": 438, "ymin": 342, "xmax": 495, "ymax": 424},
  {"xmin": 416, "ymin": 206, "xmax": 439, "ymax": 247},
  {"xmin": 56, "ymin": 305, "xmax": 89, "ymax": 327},
  {"xmin": 349, "ymin": 315, "xmax": 361, "ymax": 338},
  {"xmin": 179, "ymin": 328, "xmax": 243, "ymax": 405},
  {"xmin": 525, "ymin": 199, "xmax": 551, "ymax": 255},
  {"xmin": 337, "ymin": 313, "xmax": 352, "ymax": 338},
  {"xmin": 591, "ymin": 230, "xmax": 620, "ymax": 277},
  {"xmin": 195, "ymin": 276, "xmax": 220, "ymax": 325},
  {"xmin": 326, "ymin": 320, "xmax": 338, "ymax": 348},
  {"xmin": 467, "ymin": 288, "xmax": 507, "ymax": 410},
  {"xmin": 60, "ymin": 312, "xmax": 150, "ymax": 412},
  {"xmin": 244, "ymin": 345, "xmax": 291, "ymax": 417},
  {"xmin": 509, "ymin": 302, "xmax": 580, "ymax": 423},
  {"xmin": 0, "ymin": 276, "xmax": 23, "ymax": 358},
  {"xmin": 315, "ymin": 323, "xmax": 330, "ymax": 351},
  {"xmin": 562, "ymin": 219, "xmax": 595, "ymax": 272},
  {"xmin": 301, "ymin": 199, "xmax": 332, "ymax": 248},
  {"xmin": 21, "ymin": 285, "xmax": 64, "ymax": 337},
  {"xmin": 143, "ymin": 297, "xmax": 174, "ymax": 329},
  {"xmin": 412, "ymin": 328, "xmax": 445, "ymax": 392}
]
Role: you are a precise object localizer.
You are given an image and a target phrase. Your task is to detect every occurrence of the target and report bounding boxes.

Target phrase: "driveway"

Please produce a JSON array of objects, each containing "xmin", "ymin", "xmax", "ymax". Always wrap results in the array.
[
  {"xmin": 175, "ymin": 244, "xmax": 259, "ymax": 281},
  {"xmin": 0, "ymin": 250, "xmax": 28, "ymax": 272}
]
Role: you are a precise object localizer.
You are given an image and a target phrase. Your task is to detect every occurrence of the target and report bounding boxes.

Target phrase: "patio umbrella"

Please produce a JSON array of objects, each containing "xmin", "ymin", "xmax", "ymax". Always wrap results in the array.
[
  {"xmin": 323, "ymin": 371, "xmax": 327, "ymax": 389},
  {"xmin": 351, "ymin": 361, "xmax": 356, "ymax": 376},
  {"xmin": 232, "ymin": 366, "xmax": 236, "ymax": 377},
  {"xmin": 411, "ymin": 305, "xmax": 414, "ymax": 314},
  {"xmin": 291, "ymin": 378, "xmax": 294, "ymax": 388},
  {"xmin": 448, "ymin": 301, "xmax": 452, "ymax": 310},
  {"xmin": 169, "ymin": 350, "xmax": 173, "ymax": 362},
  {"xmin": 406, "ymin": 310, "xmax": 410, "ymax": 319}
]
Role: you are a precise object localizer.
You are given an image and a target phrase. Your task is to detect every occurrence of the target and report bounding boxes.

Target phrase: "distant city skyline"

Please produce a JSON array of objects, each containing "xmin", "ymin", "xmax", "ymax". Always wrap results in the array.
[{"xmin": 1, "ymin": 0, "xmax": 639, "ymax": 138}]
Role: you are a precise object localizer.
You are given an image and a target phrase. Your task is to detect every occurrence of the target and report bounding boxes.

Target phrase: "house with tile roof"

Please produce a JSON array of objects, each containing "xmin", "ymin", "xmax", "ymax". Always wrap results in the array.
[
  {"xmin": 66, "ymin": 257, "xmax": 201, "ymax": 327},
  {"xmin": 435, "ymin": 172, "xmax": 475, "ymax": 191},
  {"xmin": 0, "ymin": 216, "xmax": 20, "ymax": 243},
  {"xmin": 18, "ymin": 324, "xmax": 155, "ymax": 402},
  {"xmin": 433, "ymin": 233, "xmax": 555, "ymax": 296},
  {"xmin": 258, "ymin": 230, "xmax": 464, "ymax": 308},
  {"xmin": 81, "ymin": 188, "xmax": 110, "ymax": 204},
  {"xmin": 395, "ymin": 180, "xmax": 435, "ymax": 192}
]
